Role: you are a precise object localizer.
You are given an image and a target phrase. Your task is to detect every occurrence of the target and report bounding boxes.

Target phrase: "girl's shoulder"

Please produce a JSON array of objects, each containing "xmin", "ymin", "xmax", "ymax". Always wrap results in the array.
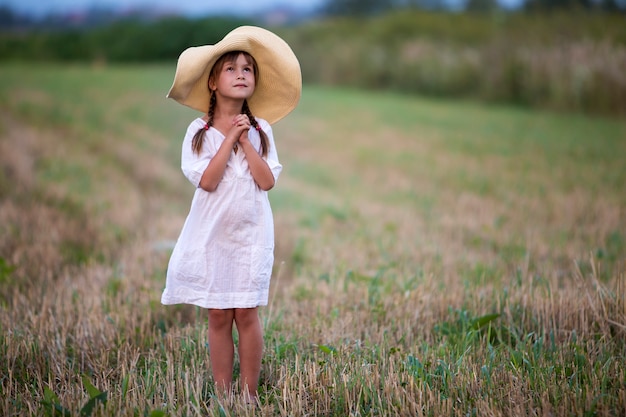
[
  {"xmin": 188, "ymin": 117, "xmax": 206, "ymax": 130},
  {"xmin": 183, "ymin": 117, "xmax": 209, "ymax": 138}
]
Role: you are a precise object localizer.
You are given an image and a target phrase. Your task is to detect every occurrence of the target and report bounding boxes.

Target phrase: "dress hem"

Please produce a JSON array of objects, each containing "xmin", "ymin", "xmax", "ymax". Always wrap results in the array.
[{"xmin": 161, "ymin": 290, "xmax": 269, "ymax": 310}]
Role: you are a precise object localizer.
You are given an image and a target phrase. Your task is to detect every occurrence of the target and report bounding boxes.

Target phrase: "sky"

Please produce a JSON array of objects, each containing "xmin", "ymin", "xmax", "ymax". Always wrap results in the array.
[{"xmin": 1, "ymin": 0, "xmax": 326, "ymax": 17}]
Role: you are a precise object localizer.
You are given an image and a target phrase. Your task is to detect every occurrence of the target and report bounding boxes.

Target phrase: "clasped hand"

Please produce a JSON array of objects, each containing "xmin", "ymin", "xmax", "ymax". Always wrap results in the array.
[{"xmin": 227, "ymin": 114, "xmax": 251, "ymax": 148}]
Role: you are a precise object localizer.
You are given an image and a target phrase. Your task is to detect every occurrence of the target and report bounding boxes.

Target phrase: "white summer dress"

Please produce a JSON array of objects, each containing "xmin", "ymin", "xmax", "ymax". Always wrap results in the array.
[{"xmin": 161, "ymin": 117, "xmax": 282, "ymax": 309}]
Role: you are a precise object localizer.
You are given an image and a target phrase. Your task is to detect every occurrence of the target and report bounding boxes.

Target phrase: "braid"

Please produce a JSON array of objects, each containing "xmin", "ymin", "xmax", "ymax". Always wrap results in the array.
[
  {"xmin": 191, "ymin": 91, "xmax": 217, "ymax": 155},
  {"xmin": 242, "ymin": 100, "xmax": 268, "ymax": 157}
]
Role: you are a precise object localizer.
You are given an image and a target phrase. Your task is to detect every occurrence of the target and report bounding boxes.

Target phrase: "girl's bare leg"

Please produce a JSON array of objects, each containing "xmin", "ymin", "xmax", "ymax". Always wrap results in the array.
[
  {"xmin": 234, "ymin": 307, "xmax": 263, "ymax": 403},
  {"xmin": 208, "ymin": 309, "xmax": 235, "ymax": 398}
]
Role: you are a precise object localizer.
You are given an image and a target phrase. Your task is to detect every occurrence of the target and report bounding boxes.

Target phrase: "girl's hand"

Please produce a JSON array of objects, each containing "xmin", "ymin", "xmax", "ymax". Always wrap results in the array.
[
  {"xmin": 232, "ymin": 114, "xmax": 251, "ymax": 130},
  {"xmin": 228, "ymin": 114, "xmax": 251, "ymax": 146}
]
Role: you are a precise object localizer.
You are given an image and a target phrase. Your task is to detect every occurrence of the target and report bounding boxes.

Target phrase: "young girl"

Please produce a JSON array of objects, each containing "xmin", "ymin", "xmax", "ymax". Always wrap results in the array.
[{"xmin": 161, "ymin": 26, "xmax": 301, "ymax": 404}]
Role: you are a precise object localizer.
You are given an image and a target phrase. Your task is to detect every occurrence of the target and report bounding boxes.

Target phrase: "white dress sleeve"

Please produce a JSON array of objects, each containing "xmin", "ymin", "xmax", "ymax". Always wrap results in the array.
[
  {"xmin": 259, "ymin": 119, "xmax": 282, "ymax": 182},
  {"xmin": 180, "ymin": 119, "xmax": 211, "ymax": 188}
]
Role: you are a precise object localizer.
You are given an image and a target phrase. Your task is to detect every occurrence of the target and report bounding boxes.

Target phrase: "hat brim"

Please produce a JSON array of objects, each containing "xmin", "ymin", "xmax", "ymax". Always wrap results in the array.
[{"xmin": 166, "ymin": 26, "xmax": 301, "ymax": 125}]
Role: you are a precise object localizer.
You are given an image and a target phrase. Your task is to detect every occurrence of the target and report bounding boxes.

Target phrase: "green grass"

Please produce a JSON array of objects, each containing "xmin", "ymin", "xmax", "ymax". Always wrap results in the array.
[{"xmin": 0, "ymin": 64, "xmax": 624, "ymax": 416}]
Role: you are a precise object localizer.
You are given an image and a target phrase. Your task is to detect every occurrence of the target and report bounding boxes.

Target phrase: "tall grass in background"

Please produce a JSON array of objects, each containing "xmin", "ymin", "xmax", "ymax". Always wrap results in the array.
[
  {"xmin": 280, "ymin": 11, "xmax": 626, "ymax": 116},
  {"xmin": 1, "ymin": 11, "xmax": 624, "ymax": 116},
  {"xmin": 0, "ymin": 64, "xmax": 625, "ymax": 416}
]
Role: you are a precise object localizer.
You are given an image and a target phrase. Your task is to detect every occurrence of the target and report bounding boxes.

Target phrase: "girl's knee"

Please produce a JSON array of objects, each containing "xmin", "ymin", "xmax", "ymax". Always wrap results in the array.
[
  {"xmin": 234, "ymin": 308, "xmax": 259, "ymax": 329},
  {"xmin": 209, "ymin": 309, "xmax": 234, "ymax": 329}
]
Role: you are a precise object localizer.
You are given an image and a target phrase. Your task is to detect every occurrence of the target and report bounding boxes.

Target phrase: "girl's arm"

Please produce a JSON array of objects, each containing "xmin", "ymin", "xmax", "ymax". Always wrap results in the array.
[
  {"xmin": 198, "ymin": 124, "xmax": 245, "ymax": 192},
  {"xmin": 239, "ymin": 135, "xmax": 275, "ymax": 191}
]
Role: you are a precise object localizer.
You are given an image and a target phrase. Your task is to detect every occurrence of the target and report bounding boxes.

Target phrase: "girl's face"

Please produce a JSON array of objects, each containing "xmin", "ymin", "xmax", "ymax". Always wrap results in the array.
[{"xmin": 209, "ymin": 52, "xmax": 257, "ymax": 101}]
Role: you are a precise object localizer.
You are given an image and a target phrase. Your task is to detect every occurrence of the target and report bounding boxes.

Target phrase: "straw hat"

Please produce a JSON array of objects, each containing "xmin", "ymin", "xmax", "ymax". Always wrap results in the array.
[{"xmin": 166, "ymin": 25, "xmax": 301, "ymax": 125}]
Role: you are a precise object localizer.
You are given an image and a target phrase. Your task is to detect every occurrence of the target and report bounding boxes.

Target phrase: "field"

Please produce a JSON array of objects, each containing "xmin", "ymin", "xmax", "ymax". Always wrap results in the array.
[{"xmin": 0, "ymin": 63, "xmax": 625, "ymax": 416}]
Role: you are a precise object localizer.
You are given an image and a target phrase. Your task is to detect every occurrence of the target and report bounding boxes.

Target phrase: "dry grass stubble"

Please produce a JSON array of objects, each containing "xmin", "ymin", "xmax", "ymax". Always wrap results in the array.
[{"xmin": 1, "ymin": 74, "xmax": 625, "ymax": 416}]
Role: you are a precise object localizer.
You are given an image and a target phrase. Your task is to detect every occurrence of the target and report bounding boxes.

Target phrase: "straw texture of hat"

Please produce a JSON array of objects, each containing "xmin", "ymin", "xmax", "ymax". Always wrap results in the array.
[{"xmin": 167, "ymin": 26, "xmax": 301, "ymax": 125}]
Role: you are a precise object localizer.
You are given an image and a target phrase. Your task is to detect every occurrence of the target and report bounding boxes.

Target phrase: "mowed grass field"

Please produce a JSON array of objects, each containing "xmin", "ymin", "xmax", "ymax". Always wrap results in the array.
[{"xmin": 0, "ymin": 63, "xmax": 625, "ymax": 416}]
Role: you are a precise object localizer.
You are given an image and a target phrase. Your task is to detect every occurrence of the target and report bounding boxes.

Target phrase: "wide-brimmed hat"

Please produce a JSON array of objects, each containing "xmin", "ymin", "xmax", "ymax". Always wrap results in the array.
[{"xmin": 166, "ymin": 25, "xmax": 301, "ymax": 125}]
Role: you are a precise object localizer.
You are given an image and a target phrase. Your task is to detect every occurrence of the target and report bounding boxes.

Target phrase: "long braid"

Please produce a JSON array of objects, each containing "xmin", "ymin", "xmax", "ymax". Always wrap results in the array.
[
  {"xmin": 242, "ymin": 100, "xmax": 268, "ymax": 157},
  {"xmin": 191, "ymin": 91, "xmax": 217, "ymax": 155}
]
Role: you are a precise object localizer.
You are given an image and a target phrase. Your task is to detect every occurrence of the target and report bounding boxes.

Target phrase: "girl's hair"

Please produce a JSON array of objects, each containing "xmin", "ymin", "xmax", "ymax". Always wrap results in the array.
[{"xmin": 191, "ymin": 51, "xmax": 269, "ymax": 157}]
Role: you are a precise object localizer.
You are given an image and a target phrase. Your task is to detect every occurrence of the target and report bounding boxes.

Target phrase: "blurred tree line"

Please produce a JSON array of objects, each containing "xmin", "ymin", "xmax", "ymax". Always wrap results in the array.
[
  {"xmin": 322, "ymin": 0, "xmax": 625, "ymax": 13},
  {"xmin": 0, "ymin": 14, "xmax": 254, "ymax": 62},
  {"xmin": 1, "ymin": 1, "xmax": 625, "ymax": 116},
  {"xmin": 283, "ymin": 10, "xmax": 626, "ymax": 116}
]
